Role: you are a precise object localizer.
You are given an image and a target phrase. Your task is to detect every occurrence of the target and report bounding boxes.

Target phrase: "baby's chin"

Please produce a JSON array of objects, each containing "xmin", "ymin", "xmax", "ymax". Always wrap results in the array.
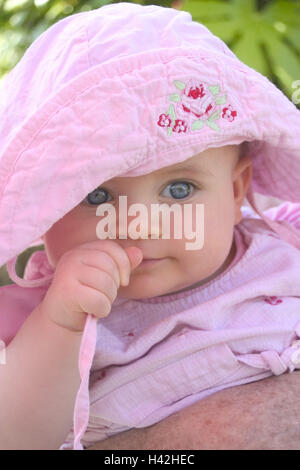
[
  {"xmin": 117, "ymin": 280, "xmax": 181, "ymax": 300},
  {"xmin": 116, "ymin": 277, "xmax": 208, "ymax": 300},
  {"xmin": 116, "ymin": 241, "xmax": 237, "ymax": 301}
]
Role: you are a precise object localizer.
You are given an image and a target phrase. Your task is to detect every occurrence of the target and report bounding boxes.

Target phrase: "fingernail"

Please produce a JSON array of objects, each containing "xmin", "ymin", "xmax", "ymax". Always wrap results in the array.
[{"xmin": 121, "ymin": 274, "xmax": 130, "ymax": 286}]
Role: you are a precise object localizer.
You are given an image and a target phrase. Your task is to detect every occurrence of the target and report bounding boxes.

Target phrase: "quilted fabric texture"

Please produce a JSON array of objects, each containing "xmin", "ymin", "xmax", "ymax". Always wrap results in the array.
[
  {"xmin": 1, "ymin": 3, "xmax": 300, "ymax": 267},
  {"xmin": 1, "ymin": 3, "xmax": 300, "ymax": 449}
]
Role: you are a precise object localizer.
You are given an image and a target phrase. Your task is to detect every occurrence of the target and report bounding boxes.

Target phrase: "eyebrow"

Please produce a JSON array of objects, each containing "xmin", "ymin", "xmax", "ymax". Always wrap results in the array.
[{"xmin": 161, "ymin": 163, "xmax": 213, "ymax": 177}]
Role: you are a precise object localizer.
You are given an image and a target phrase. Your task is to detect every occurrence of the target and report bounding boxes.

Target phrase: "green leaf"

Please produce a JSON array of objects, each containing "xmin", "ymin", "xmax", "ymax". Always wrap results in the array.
[
  {"xmin": 166, "ymin": 104, "xmax": 176, "ymax": 122},
  {"xmin": 206, "ymin": 121, "xmax": 221, "ymax": 132},
  {"xmin": 263, "ymin": 1, "xmax": 300, "ymax": 27},
  {"xmin": 231, "ymin": 27, "xmax": 270, "ymax": 77},
  {"xmin": 208, "ymin": 85, "xmax": 219, "ymax": 95},
  {"xmin": 230, "ymin": 0, "xmax": 257, "ymax": 19},
  {"xmin": 174, "ymin": 80, "xmax": 185, "ymax": 90},
  {"xmin": 169, "ymin": 93, "xmax": 181, "ymax": 103},
  {"xmin": 285, "ymin": 26, "xmax": 300, "ymax": 54},
  {"xmin": 182, "ymin": 0, "xmax": 233, "ymax": 20},
  {"xmin": 191, "ymin": 120, "xmax": 205, "ymax": 131},
  {"xmin": 199, "ymin": 19, "xmax": 239, "ymax": 43},
  {"xmin": 215, "ymin": 95, "xmax": 227, "ymax": 105},
  {"xmin": 207, "ymin": 110, "xmax": 221, "ymax": 121},
  {"xmin": 262, "ymin": 29, "xmax": 300, "ymax": 96}
]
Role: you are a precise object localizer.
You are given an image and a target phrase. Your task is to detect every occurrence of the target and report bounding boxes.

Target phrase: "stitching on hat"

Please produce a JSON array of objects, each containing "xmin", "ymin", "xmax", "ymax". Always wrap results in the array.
[{"xmin": 157, "ymin": 78, "xmax": 237, "ymax": 135}]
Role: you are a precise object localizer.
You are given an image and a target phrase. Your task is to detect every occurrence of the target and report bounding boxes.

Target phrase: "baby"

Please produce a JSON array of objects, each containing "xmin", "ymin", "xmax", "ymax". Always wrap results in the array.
[
  {"xmin": 0, "ymin": 3, "xmax": 300, "ymax": 451},
  {"xmin": 41, "ymin": 143, "xmax": 252, "ymax": 333}
]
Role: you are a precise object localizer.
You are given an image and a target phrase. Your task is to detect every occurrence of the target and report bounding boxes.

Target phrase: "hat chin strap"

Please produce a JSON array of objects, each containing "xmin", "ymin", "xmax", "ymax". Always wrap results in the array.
[
  {"xmin": 246, "ymin": 183, "xmax": 300, "ymax": 250},
  {"xmin": 5, "ymin": 252, "xmax": 97, "ymax": 451},
  {"xmin": 5, "ymin": 255, "xmax": 54, "ymax": 288}
]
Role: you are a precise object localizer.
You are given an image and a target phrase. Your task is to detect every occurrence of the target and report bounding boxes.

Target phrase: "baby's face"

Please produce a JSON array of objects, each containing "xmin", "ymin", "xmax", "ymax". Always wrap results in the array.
[{"xmin": 43, "ymin": 145, "xmax": 252, "ymax": 299}]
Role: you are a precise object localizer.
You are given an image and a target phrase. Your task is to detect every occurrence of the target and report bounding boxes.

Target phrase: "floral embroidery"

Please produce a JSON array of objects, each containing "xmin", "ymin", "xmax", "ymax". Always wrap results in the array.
[
  {"xmin": 173, "ymin": 119, "xmax": 188, "ymax": 133},
  {"xmin": 264, "ymin": 296, "xmax": 283, "ymax": 305},
  {"xmin": 97, "ymin": 370, "xmax": 106, "ymax": 380},
  {"xmin": 121, "ymin": 329, "xmax": 135, "ymax": 338},
  {"xmin": 222, "ymin": 105, "xmax": 237, "ymax": 122},
  {"xmin": 157, "ymin": 78, "xmax": 237, "ymax": 136},
  {"xmin": 157, "ymin": 114, "xmax": 173, "ymax": 127},
  {"xmin": 177, "ymin": 331, "xmax": 186, "ymax": 337}
]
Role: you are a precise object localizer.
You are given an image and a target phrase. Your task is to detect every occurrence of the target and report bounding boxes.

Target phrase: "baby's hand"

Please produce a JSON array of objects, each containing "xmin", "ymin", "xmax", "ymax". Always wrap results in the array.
[{"xmin": 39, "ymin": 240, "xmax": 143, "ymax": 332}]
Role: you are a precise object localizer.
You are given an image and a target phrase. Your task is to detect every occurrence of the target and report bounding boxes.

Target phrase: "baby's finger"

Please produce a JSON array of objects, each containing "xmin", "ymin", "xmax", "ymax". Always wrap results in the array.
[
  {"xmin": 124, "ymin": 246, "xmax": 143, "ymax": 271},
  {"xmin": 77, "ymin": 265, "xmax": 118, "ymax": 304},
  {"xmin": 75, "ymin": 283, "xmax": 112, "ymax": 318},
  {"xmin": 78, "ymin": 240, "xmax": 132, "ymax": 286},
  {"xmin": 78, "ymin": 250, "xmax": 121, "ymax": 289}
]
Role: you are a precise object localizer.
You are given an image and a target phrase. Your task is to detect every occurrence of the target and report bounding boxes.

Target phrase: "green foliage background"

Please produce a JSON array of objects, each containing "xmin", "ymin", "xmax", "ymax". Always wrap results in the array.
[{"xmin": 1, "ymin": 0, "xmax": 300, "ymax": 286}]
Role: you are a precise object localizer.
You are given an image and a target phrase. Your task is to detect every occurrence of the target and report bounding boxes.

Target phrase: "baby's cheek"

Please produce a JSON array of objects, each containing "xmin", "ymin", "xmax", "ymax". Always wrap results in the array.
[
  {"xmin": 43, "ymin": 226, "xmax": 72, "ymax": 268},
  {"xmin": 180, "ymin": 189, "xmax": 237, "ymax": 280}
]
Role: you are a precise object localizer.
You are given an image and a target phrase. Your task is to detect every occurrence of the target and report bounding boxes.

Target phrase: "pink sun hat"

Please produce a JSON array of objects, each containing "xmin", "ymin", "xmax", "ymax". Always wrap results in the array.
[{"xmin": 1, "ymin": 2, "xmax": 300, "ymax": 449}]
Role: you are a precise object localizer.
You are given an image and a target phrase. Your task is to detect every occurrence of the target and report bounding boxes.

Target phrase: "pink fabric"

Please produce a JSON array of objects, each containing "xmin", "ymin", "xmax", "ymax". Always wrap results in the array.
[
  {"xmin": 1, "ymin": 202, "xmax": 300, "ymax": 449},
  {"xmin": 1, "ymin": 3, "xmax": 300, "ymax": 450},
  {"xmin": 1, "ymin": 3, "xmax": 300, "ymax": 268}
]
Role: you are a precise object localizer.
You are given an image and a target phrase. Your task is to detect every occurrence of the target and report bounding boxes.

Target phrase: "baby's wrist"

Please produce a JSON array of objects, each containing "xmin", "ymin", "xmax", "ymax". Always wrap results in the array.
[{"xmin": 38, "ymin": 302, "xmax": 86, "ymax": 337}]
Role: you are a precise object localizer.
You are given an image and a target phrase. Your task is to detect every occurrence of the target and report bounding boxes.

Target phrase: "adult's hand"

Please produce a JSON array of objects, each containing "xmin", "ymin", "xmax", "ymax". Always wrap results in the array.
[{"xmin": 86, "ymin": 372, "xmax": 300, "ymax": 450}]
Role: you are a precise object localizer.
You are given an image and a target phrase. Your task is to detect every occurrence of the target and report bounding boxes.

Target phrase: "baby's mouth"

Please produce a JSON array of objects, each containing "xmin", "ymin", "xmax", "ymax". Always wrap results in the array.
[{"xmin": 138, "ymin": 257, "xmax": 166, "ymax": 268}]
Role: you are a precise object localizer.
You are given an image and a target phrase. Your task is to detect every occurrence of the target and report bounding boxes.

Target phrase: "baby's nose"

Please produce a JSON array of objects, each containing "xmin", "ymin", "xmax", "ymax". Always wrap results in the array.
[{"xmin": 118, "ymin": 209, "xmax": 161, "ymax": 240}]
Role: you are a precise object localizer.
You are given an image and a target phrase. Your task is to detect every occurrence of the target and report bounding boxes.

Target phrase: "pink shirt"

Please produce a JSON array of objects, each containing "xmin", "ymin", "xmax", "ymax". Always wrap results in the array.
[{"xmin": 1, "ymin": 202, "xmax": 300, "ymax": 450}]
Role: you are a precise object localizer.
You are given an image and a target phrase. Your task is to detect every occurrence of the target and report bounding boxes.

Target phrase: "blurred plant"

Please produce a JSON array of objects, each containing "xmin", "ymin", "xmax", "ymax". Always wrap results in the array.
[
  {"xmin": 0, "ymin": 0, "xmax": 174, "ymax": 82},
  {"xmin": 182, "ymin": 0, "xmax": 300, "ymax": 104},
  {"xmin": 1, "ymin": 0, "xmax": 299, "ymax": 100},
  {"xmin": 0, "ymin": 0, "xmax": 299, "ymax": 285},
  {"xmin": 0, "ymin": 0, "xmax": 175, "ymax": 285}
]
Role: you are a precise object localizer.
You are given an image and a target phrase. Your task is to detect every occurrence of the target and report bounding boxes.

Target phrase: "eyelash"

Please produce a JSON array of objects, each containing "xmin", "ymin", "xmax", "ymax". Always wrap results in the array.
[
  {"xmin": 82, "ymin": 180, "xmax": 199, "ymax": 206},
  {"xmin": 160, "ymin": 180, "xmax": 198, "ymax": 200}
]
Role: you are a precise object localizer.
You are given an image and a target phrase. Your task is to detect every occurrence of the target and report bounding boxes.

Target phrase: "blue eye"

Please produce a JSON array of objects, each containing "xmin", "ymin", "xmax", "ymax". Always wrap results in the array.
[
  {"xmin": 161, "ymin": 181, "xmax": 195, "ymax": 200},
  {"xmin": 82, "ymin": 181, "xmax": 196, "ymax": 206},
  {"xmin": 84, "ymin": 187, "xmax": 112, "ymax": 205}
]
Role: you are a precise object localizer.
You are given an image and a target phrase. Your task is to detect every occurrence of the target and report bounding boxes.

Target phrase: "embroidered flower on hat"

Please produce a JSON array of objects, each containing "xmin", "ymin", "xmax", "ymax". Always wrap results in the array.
[
  {"xmin": 264, "ymin": 296, "xmax": 283, "ymax": 305},
  {"xmin": 180, "ymin": 79, "xmax": 217, "ymax": 121},
  {"xmin": 222, "ymin": 104, "xmax": 237, "ymax": 122},
  {"xmin": 157, "ymin": 78, "xmax": 237, "ymax": 136},
  {"xmin": 173, "ymin": 119, "xmax": 188, "ymax": 133}
]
